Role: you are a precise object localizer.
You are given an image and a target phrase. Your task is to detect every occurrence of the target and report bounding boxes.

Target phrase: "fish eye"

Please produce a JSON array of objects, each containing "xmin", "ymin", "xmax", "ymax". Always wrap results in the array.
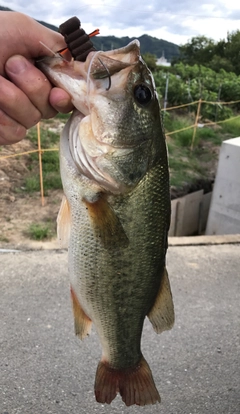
[{"xmin": 134, "ymin": 84, "xmax": 152, "ymax": 105}]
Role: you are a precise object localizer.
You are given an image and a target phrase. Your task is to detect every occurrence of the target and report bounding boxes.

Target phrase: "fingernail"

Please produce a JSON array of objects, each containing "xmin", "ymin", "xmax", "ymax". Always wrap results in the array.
[
  {"xmin": 56, "ymin": 98, "xmax": 70, "ymax": 108},
  {"xmin": 6, "ymin": 56, "xmax": 28, "ymax": 75}
]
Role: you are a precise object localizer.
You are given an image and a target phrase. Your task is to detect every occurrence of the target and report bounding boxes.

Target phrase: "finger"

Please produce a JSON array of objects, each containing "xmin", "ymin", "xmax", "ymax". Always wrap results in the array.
[
  {"xmin": 0, "ymin": 75, "xmax": 41, "ymax": 129},
  {"xmin": 5, "ymin": 55, "xmax": 57, "ymax": 119},
  {"xmin": 0, "ymin": 109, "xmax": 26, "ymax": 145},
  {"xmin": 49, "ymin": 87, "xmax": 73, "ymax": 114},
  {"xmin": 0, "ymin": 12, "xmax": 67, "ymax": 75}
]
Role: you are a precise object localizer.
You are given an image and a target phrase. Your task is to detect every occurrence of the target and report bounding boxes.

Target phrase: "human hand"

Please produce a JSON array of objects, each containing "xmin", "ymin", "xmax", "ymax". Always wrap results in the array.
[{"xmin": 0, "ymin": 12, "xmax": 73, "ymax": 145}]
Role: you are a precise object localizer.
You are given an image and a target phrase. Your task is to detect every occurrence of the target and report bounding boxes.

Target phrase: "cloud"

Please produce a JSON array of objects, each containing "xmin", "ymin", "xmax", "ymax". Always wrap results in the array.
[{"xmin": 1, "ymin": 0, "xmax": 240, "ymax": 45}]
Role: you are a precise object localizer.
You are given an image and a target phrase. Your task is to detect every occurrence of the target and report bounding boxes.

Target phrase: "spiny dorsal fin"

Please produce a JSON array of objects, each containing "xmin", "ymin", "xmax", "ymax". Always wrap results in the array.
[
  {"xmin": 83, "ymin": 195, "xmax": 129, "ymax": 249},
  {"xmin": 57, "ymin": 195, "xmax": 71, "ymax": 248},
  {"xmin": 148, "ymin": 267, "xmax": 174, "ymax": 333}
]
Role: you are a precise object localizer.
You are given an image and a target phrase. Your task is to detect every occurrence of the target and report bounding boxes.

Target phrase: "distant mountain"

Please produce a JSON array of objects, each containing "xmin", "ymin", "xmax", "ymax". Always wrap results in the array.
[
  {"xmin": 0, "ymin": 6, "xmax": 179, "ymax": 61},
  {"xmin": 0, "ymin": 6, "xmax": 60, "ymax": 32},
  {"xmin": 91, "ymin": 35, "xmax": 179, "ymax": 61},
  {"xmin": 0, "ymin": 5, "xmax": 12, "ymax": 11},
  {"xmin": 36, "ymin": 20, "xmax": 60, "ymax": 33}
]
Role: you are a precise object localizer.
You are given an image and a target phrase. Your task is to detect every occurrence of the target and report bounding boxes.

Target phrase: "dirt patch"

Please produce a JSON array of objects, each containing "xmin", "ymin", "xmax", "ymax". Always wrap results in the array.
[{"xmin": 0, "ymin": 138, "xmax": 62, "ymax": 249}]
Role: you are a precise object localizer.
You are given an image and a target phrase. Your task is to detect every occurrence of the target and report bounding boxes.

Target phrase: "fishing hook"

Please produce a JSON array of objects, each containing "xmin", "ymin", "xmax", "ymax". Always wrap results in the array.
[{"xmin": 97, "ymin": 57, "xmax": 111, "ymax": 91}]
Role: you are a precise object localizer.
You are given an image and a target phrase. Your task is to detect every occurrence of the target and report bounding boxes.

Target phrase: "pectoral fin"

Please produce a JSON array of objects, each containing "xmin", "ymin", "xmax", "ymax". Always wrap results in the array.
[
  {"xmin": 83, "ymin": 195, "xmax": 129, "ymax": 249},
  {"xmin": 57, "ymin": 195, "xmax": 71, "ymax": 248},
  {"xmin": 148, "ymin": 268, "xmax": 174, "ymax": 333},
  {"xmin": 70, "ymin": 286, "xmax": 92, "ymax": 339}
]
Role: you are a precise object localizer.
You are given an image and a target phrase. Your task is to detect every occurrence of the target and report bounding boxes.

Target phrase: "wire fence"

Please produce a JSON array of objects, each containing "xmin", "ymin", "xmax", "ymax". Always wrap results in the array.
[{"xmin": 1, "ymin": 98, "xmax": 240, "ymax": 206}]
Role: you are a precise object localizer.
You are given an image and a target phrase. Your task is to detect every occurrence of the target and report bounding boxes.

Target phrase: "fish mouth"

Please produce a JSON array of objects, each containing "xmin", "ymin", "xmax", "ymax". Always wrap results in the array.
[{"xmin": 37, "ymin": 40, "xmax": 140, "ymax": 119}]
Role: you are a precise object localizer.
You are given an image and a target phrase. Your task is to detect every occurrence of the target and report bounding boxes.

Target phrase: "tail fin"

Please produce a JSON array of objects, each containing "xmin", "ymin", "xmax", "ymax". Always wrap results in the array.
[{"xmin": 94, "ymin": 356, "xmax": 161, "ymax": 407}]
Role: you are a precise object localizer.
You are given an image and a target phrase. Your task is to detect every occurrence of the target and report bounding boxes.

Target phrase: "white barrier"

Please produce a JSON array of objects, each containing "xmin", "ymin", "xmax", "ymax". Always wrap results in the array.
[
  {"xmin": 169, "ymin": 190, "xmax": 212, "ymax": 237},
  {"xmin": 206, "ymin": 137, "xmax": 240, "ymax": 235}
]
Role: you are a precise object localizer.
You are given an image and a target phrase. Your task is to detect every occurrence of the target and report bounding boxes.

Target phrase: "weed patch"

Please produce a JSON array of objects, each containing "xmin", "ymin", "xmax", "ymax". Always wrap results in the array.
[
  {"xmin": 26, "ymin": 223, "xmax": 54, "ymax": 240},
  {"xmin": 0, "ymin": 235, "xmax": 9, "ymax": 243},
  {"xmin": 220, "ymin": 115, "xmax": 240, "ymax": 137}
]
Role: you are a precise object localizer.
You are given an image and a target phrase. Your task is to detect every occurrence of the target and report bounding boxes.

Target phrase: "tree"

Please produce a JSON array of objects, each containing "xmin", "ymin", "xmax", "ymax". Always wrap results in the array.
[
  {"xmin": 178, "ymin": 36, "xmax": 216, "ymax": 66},
  {"xmin": 224, "ymin": 30, "xmax": 240, "ymax": 75},
  {"xmin": 142, "ymin": 53, "xmax": 157, "ymax": 71},
  {"xmin": 210, "ymin": 55, "xmax": 235, "ymax": 74},
  {"xmin": 175, "ymin": 32, "xmax": 240, "ymax": 75}
]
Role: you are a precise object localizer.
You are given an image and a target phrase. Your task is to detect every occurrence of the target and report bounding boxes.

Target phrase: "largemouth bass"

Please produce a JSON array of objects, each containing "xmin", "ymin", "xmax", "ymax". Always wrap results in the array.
[{"xmin": 39, "ymin": 40, "xmax": 174, "ymax": 406}]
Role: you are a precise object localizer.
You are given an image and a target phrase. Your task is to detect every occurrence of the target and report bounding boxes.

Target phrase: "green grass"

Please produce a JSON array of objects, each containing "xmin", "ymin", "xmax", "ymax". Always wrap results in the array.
[
  {"xmin": 56, "ymin": 112, "xmax": 71, "ymax": 121},
  {"xmin": 43, "ymin": 172, "xmax": 62, "ymax": 191},
  {"xmin": 41, "ymin": 151, "xmax": 59, "ymax": 172},
  {"xmin": 25, "ymin": 176, "xmax": 40, "ymax": 192},
  {"xmin": 28, "ymin": 150, "xmax": 59, "ymax": 171},
  {"xmin": 25, "ymin": 172, "xmax": 62, "ymax": 194},
  {"xmin": 219, "ymin": 115, "xmax": 240, "ymax": 137},
  {"xmin": 165, "ymin": 113, "xmax": 222, "ymax": 187},
  {"xmin": 196, "ymin": 127, "xmax": 224, "ymax": 146},
  {"xmin": 27, "ymin": 128, "xmax": 59, "ymax": 147},
  {"xmin": 165, "ymin": 113, "xmax": 221, "ymax": 147},
  {"xmin": 0, "ymin": 235, "xmax": 9, "ymax": 243},
  {"xmin": 26, "ymin": 223, "xmax": 54, "ymax": 240},
  {"xmin": 196, "ymin": 126, "xmax": 218, "ymax": 140},
  {"xmin": 168, "ymin": 148, "xmax": 206, "ymax": 188},
  {"xmin": 164, "ymin": 113, "xmax": 193, "ymax": 146},
  {"xmin": 24, "ymin": 132, "xmax": 62, "ymax": 193}
]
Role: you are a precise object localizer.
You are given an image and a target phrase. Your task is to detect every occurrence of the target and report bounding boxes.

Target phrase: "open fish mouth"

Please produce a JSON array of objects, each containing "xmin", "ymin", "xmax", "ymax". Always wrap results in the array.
[{"xmin": 37, "ymin": 40, "xmax": 140, "ymax": 120}]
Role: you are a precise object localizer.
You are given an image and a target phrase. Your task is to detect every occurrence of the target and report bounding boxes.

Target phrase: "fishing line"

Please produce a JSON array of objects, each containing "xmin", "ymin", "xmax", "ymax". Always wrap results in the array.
[
  {"xmin": 86, "ymin": 51, "xmax": 112, "ymax": 109},
  {"xmin": 86, "ymin": 50, "xmax": 104, "ymax": 111},
  {"xmin": 37, "ymin": 41, "xmax": 66, "ymax": 61},
  {"xmin": 97, "ymin": 58, "xmax": 111, "ymax": 91}
]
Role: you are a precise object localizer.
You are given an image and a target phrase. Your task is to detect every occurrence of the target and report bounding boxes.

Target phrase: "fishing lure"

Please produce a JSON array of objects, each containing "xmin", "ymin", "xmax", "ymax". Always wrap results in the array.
[{"xmin": 58, "ymin": 16, "xmax": 99, "ymax": 62}]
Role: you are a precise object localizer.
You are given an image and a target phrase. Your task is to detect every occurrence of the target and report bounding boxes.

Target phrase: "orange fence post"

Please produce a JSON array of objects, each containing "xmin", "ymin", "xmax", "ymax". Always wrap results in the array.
[
  {"xmin": 37, "ymin": 122, "xmax": 45, "ymax": 207},
  {"xmin": 191, "ymin": 99, "xmax": 202, "ymax": 151}
]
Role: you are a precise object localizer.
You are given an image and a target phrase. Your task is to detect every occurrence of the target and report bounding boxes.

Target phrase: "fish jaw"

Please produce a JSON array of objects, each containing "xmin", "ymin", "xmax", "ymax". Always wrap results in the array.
[
  {"xmin": 38, "ymin": 57, "xmax": 89, "ymax": 116},
  {"xmin": 37, "ymin": 40, "xmax": 140, "ymax": 117}
]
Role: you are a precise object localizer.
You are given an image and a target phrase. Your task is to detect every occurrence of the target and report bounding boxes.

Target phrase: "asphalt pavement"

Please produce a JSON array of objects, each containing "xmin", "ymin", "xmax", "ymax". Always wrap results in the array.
[{"xmin": 0, "ymin": 244, "xmax": 240, "ymax": 414}]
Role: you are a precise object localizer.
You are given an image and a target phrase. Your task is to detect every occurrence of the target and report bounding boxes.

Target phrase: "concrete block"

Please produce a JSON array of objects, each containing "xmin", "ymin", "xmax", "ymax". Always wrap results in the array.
[
  {"xmin": 199, "ymin": 192, "xmax": 212, "ymax": 234},
  {"xmin": 206, "ymin": 137, "xmax": 240, "ymax": 235},
  {"xmin": 169, "ymin": 190, "xmax": 204, "ymax": 236},
  {"xmin": 181, "ymin": 190, "xmax": 204, "ymax": 236}
]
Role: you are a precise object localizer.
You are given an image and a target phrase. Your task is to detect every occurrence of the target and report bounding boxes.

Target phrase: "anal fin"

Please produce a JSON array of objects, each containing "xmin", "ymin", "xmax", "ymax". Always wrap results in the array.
[
  {"xmin": 70, "ymin": 286, "xmax": 92, "ymax": 339},
  {"xmin": 148, "ymin": 267, "xmax": 174, "ymax": 333},
  {"xmin": 83, "ymin": 195, "xmax": 129, "ymax": 249}
]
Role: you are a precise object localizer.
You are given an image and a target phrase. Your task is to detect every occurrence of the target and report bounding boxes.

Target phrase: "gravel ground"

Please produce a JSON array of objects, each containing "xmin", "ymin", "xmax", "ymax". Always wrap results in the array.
[{"xmin": 1, "ymin": 244, "xmax": 240, "ymax": 414}]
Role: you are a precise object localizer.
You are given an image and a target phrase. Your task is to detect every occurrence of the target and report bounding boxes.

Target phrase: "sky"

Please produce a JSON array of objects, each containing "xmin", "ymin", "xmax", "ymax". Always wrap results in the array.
[{"xmin": 1, "ymin": 0, "xmax": 240, "ymax": 45}]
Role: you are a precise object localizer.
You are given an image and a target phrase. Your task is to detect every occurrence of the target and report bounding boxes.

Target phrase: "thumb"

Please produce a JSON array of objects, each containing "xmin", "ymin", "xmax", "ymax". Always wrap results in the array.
[
  {"xmin": 0, "ymin": 12, "xmax": 66, "ymax": 73},
  {"xmin": 19, "ymin": 13, "xmax": 67, "ymax": 58}
]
